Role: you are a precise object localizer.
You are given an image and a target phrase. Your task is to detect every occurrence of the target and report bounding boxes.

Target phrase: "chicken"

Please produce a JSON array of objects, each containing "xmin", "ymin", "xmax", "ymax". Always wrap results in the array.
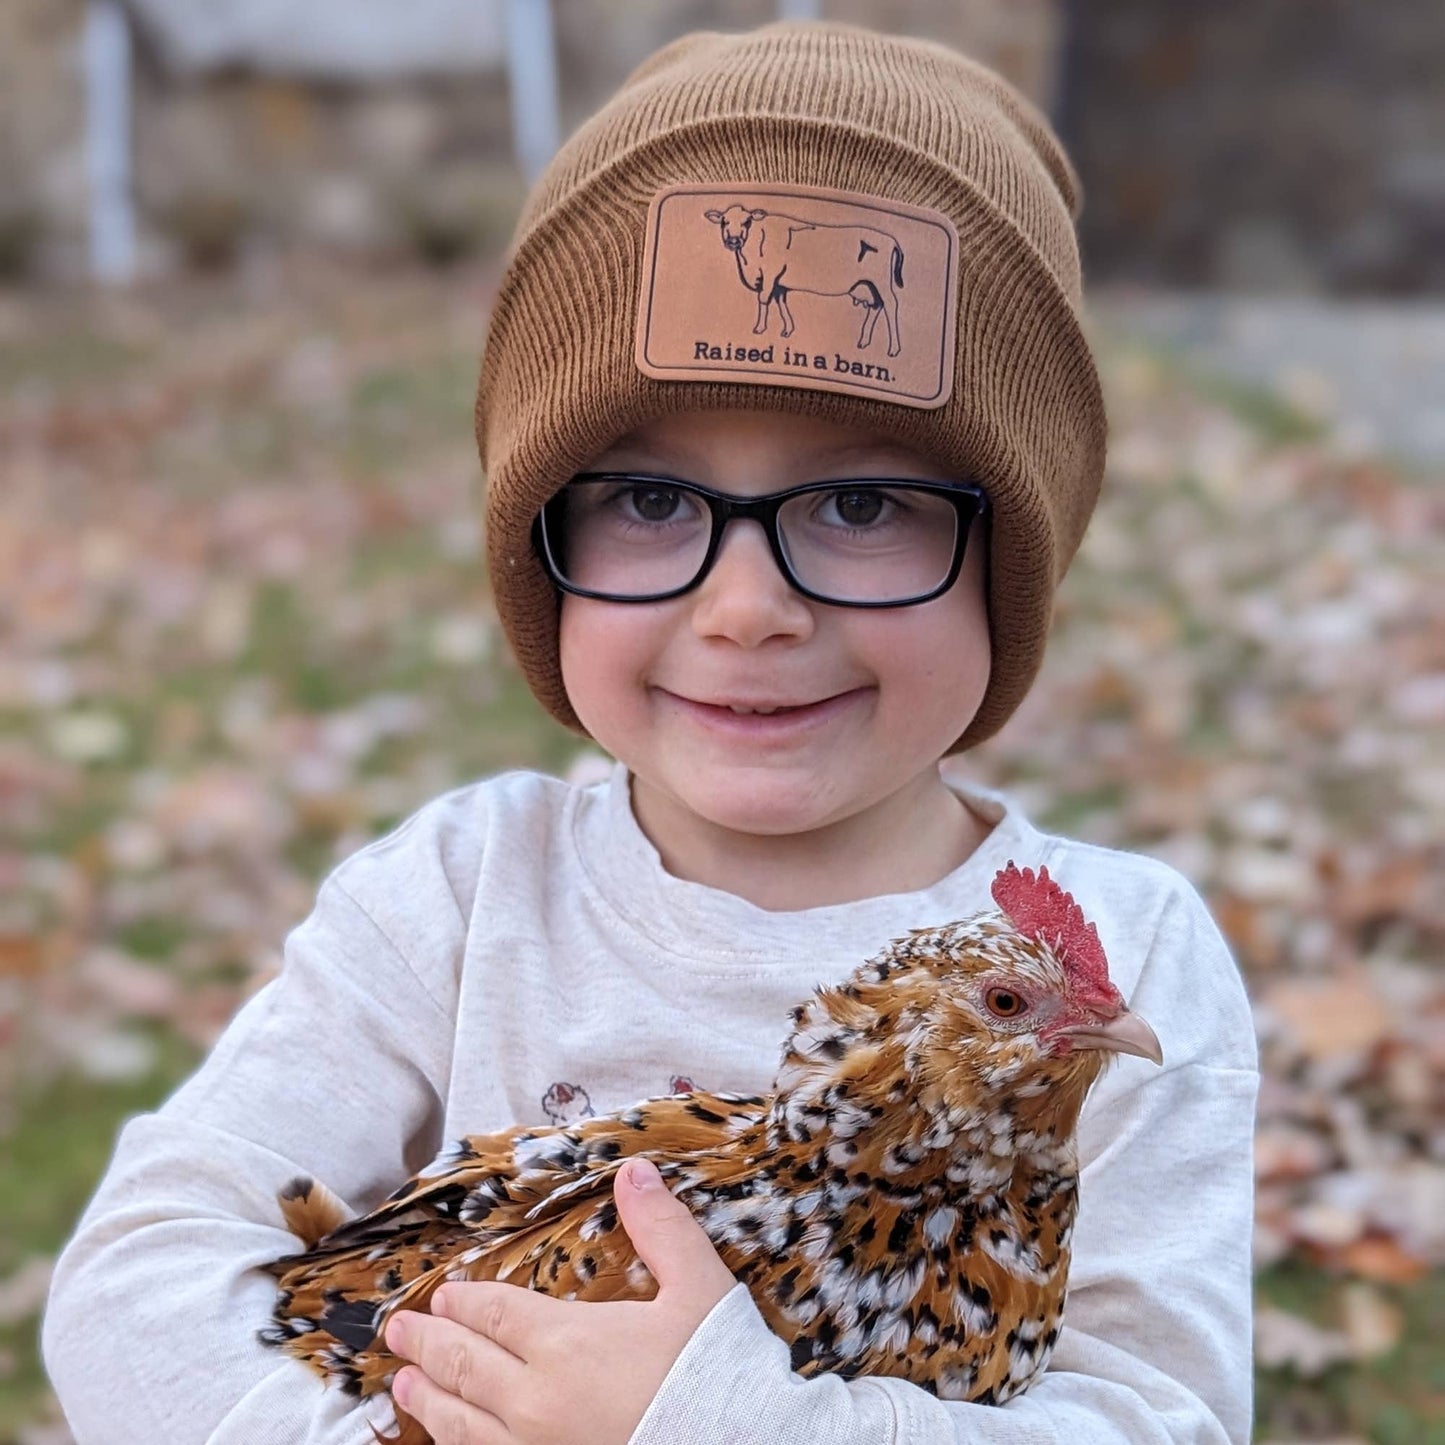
[{"xmin": 258, "ymin": 862, "xmax": 1161, "ymax": 1442}]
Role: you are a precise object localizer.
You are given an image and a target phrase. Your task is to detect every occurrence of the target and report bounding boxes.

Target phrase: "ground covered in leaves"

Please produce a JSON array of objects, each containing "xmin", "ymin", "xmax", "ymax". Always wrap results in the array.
[{"xmin": 1, "ymin": 260, "xmax": 1441, "ymax": 1444}]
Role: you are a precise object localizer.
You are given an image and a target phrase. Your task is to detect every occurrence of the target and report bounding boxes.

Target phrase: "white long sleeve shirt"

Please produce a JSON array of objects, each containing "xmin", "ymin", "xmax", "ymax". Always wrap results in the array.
[{"xmin": 43, "ymin": 764, "xmax": 1259, "ymax": 1444}]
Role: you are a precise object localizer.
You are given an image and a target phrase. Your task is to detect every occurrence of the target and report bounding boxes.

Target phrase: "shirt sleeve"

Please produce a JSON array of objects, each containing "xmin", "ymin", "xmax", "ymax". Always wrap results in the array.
[
  {"xmin": 41, "ymin": 869, "xmax": 458, "ymax": 1445},
  {"xmin": 629, "ymin": 887, "xmax": 1260, "ymax": 1445}
]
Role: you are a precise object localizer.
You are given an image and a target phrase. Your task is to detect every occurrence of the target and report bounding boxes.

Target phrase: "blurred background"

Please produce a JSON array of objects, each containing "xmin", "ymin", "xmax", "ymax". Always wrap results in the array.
[{"xmin": 1, "ymin": 2, "xmax": 1441, "ymax": 1441}]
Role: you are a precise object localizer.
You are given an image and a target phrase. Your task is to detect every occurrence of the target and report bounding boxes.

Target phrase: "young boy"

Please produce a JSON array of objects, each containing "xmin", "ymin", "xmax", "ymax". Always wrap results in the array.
[{"xmin": 43, "ymin": 22, "xmax": 1258, "ymax": 1445}]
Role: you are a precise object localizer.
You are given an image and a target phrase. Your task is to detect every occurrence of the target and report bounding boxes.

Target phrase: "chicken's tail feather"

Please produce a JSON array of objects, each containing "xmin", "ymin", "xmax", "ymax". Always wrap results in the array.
[
  {"xmin": 358, "ymin": 1338, "xmax": 434, "ymax": 1445},
  {"xmin": 279, "ymin": 1175, "xmax": 352, "ymax": 1246},
  {"xmin": 372, "ymin": 1263, "xmax": 450, "ymax": 1332},
  {"xmin": 370, "ymin": 1402, "xmax": 432, "ymax": 1445}
]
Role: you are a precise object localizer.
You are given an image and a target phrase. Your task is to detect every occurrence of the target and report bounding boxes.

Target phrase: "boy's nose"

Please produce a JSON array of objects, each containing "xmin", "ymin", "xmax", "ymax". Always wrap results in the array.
[{"xmin": 689, "ymin": 519, "xmax": 815, "ymax": 647}]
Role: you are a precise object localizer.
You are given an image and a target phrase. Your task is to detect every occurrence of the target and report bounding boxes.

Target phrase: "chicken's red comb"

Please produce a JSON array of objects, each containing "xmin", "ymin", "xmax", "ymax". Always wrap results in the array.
[{"xmin": 991, "ymin": 862, "xmax": 1110, "ymax": 991}]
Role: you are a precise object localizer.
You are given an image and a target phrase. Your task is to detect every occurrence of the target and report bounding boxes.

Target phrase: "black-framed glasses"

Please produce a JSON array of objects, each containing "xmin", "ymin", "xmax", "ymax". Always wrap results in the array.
[{"xmin": 533, "ymin": 472, "xmax": 989, "ymax": 608}]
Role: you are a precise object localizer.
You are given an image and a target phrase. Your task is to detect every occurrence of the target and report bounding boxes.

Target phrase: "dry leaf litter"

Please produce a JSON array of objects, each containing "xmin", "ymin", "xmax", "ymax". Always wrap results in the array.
[{"xmin": 1, "ymin": 267, "xmax": 1440, "ymax": 1426}]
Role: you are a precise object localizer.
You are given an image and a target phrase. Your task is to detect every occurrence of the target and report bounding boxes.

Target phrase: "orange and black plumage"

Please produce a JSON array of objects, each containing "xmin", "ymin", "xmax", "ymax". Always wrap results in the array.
[{"xmin": 259, "ymin": 862, "xmax": 1161, "ymax": 1443}]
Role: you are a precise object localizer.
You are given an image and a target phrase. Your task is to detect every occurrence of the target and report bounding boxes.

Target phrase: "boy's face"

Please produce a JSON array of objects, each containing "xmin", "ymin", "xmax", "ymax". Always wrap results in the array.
[{"xmin": 557, "ymin": 408, "xmax": 990, "ymax": 841}]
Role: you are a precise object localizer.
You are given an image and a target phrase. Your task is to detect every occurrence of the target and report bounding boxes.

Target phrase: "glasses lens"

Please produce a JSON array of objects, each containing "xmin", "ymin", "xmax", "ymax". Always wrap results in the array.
[
  {"xmin": 544, "ymin": 479, "xmax": 711, "ymax": 596},
  {"xmin": 777, "ymin": 485, "xmax": 962, "ymax": 603}
]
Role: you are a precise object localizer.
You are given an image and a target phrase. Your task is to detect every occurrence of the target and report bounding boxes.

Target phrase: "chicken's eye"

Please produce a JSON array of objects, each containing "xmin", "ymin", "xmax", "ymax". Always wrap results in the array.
[{"xmin": 985, "ymin": 988, "xmax": 1029, "ymax": 1019}]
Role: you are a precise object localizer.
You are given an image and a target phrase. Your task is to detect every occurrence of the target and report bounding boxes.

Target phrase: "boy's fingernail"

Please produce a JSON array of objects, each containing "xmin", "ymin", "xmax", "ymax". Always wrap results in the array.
[{"xmin": 629, "ymin": 1157, "xmax": 661, "ymax": 1189}]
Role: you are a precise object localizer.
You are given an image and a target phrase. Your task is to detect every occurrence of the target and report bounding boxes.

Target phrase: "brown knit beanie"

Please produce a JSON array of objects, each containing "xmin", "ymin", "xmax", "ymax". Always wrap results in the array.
[{"xmin": 476, "ymin": 21, "xmax": 1106, "ymax": 751}]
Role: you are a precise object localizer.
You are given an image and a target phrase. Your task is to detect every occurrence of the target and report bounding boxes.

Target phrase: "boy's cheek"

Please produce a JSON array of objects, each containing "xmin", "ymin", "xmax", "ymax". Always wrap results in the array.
[{"xmin": 557, "ymin": 602, "xmax": 650, "ymax": 742}]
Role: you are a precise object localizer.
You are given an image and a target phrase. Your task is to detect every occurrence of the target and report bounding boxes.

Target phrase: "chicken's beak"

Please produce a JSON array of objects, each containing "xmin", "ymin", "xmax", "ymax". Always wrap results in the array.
[{"xmin": 1058, "ymin": 1010, "xmax": 1163, "ymax": 1065}]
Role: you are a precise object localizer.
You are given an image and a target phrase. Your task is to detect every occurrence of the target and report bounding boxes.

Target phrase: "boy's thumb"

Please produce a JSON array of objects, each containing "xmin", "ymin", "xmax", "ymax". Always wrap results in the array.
[{"xmin": 613, "ymin": 1157, "xmax": 736, "ymax": 1301}]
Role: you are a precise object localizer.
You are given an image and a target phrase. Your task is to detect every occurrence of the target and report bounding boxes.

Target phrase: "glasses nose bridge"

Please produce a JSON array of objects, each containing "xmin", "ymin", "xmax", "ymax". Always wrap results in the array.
[
  {"xmin": 706, "ymin": 492, "xmax": 790, "ymax": 573},
  {"xmin": 692, "ymin": 493, "xmax": 813, "ymax": 638}
]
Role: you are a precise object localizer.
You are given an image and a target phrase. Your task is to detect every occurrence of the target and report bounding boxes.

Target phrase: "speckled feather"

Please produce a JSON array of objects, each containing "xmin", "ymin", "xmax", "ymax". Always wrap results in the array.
[{"xmin": 260, "ymin": 863, "xmax": 1130, "ymax": 1444}]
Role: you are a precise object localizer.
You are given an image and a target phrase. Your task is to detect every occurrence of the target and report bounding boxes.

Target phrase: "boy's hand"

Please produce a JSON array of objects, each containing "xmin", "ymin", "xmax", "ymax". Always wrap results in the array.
[{"xmin": 383, "ymin": 1157, "xmax": 736, "ymax": 1445}]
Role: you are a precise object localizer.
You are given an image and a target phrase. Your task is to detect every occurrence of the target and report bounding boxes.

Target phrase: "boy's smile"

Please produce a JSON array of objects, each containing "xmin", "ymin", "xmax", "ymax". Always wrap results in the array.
[{"xmin": 557, "ymin": 408, "xmax": 993, "ymax": 908}]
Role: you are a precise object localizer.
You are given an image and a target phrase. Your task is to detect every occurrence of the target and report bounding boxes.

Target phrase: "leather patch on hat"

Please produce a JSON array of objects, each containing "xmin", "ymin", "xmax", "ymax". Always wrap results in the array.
[{"xmin": 635, "ymin": 183, "xmax": 959, "ymax": 409}]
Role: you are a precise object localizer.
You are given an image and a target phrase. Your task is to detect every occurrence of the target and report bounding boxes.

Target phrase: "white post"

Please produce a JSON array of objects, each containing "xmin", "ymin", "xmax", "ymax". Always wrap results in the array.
[
  {"xmin": 83, "ymin": 0, "xmax": 136, "ymax": 285},
  {"xmin": 505, "ymin": 0, "xmax": 561, "ymax": 184}
]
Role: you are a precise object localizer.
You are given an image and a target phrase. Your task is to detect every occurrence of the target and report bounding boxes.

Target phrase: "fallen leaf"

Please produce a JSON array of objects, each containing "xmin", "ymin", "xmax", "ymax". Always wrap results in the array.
[
  {"xmin": 1338, "ymin": 1282, "xmax": 1404, "ymax": 1358},
  {"xmin": 1259, "ymin": 972, "xmax": 1394, "ymax": 1061},
  {"xmin": 1254, "ymin": 1304, "xmax": 1352, "ymax": 1375},
  {"xmin": 0, "ymin": 1257, "xmax": 53, "ymax": 1326}
]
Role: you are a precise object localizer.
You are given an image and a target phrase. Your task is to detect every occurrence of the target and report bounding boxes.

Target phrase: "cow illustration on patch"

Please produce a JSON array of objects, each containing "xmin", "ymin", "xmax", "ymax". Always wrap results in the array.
[
  {"xmin": 704, "ymin": 204, "xmax": 905, "ymax": 358},
  {"xmin": 636, "ymin": 182, "xmax": 959, "ymax": 409}
]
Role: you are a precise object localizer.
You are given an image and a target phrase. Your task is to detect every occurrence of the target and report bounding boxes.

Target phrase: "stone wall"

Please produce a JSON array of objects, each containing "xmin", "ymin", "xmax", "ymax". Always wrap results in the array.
[
  {"xmin": 126, "ymin": 66, "xmax": 521, "ymax": 269},
  {"xmin": 551, "ymin": 0, "xmax": 1063, "ymax": 135},
  {"xmin": 1, "ymin": 0, "xmax": 1063, "ymax": 280},
  {"xmin": 0, "ymin": 0, "xmax": 88, "ymax": 276},
  {"xmin": 1065, "ymin": 0, "xmax": 1445, "ymax": 292},
  {"xmin": 17, "ymin": 0, "xmax": 1441, "ymax": 291}
]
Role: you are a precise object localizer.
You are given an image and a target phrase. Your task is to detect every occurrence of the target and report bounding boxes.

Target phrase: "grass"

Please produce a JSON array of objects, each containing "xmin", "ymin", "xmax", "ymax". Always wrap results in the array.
[
  {"xmin": 1255, "ymin": 1264, "xmax": 1445, "ymax": 1443},
  {"xmin": 1191, "ymin": 368, "xmax": 1329, "ymax": 448},
  {"xmin": 0, "ymin": 1031, "xmax": 201, "ymax": 1433}
]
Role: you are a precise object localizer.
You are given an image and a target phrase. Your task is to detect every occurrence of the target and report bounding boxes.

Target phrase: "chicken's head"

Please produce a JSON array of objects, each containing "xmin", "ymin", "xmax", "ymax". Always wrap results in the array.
[{"xmin": 775, "ymin": 863, "xmax": 1160, "ymax": 1155}]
